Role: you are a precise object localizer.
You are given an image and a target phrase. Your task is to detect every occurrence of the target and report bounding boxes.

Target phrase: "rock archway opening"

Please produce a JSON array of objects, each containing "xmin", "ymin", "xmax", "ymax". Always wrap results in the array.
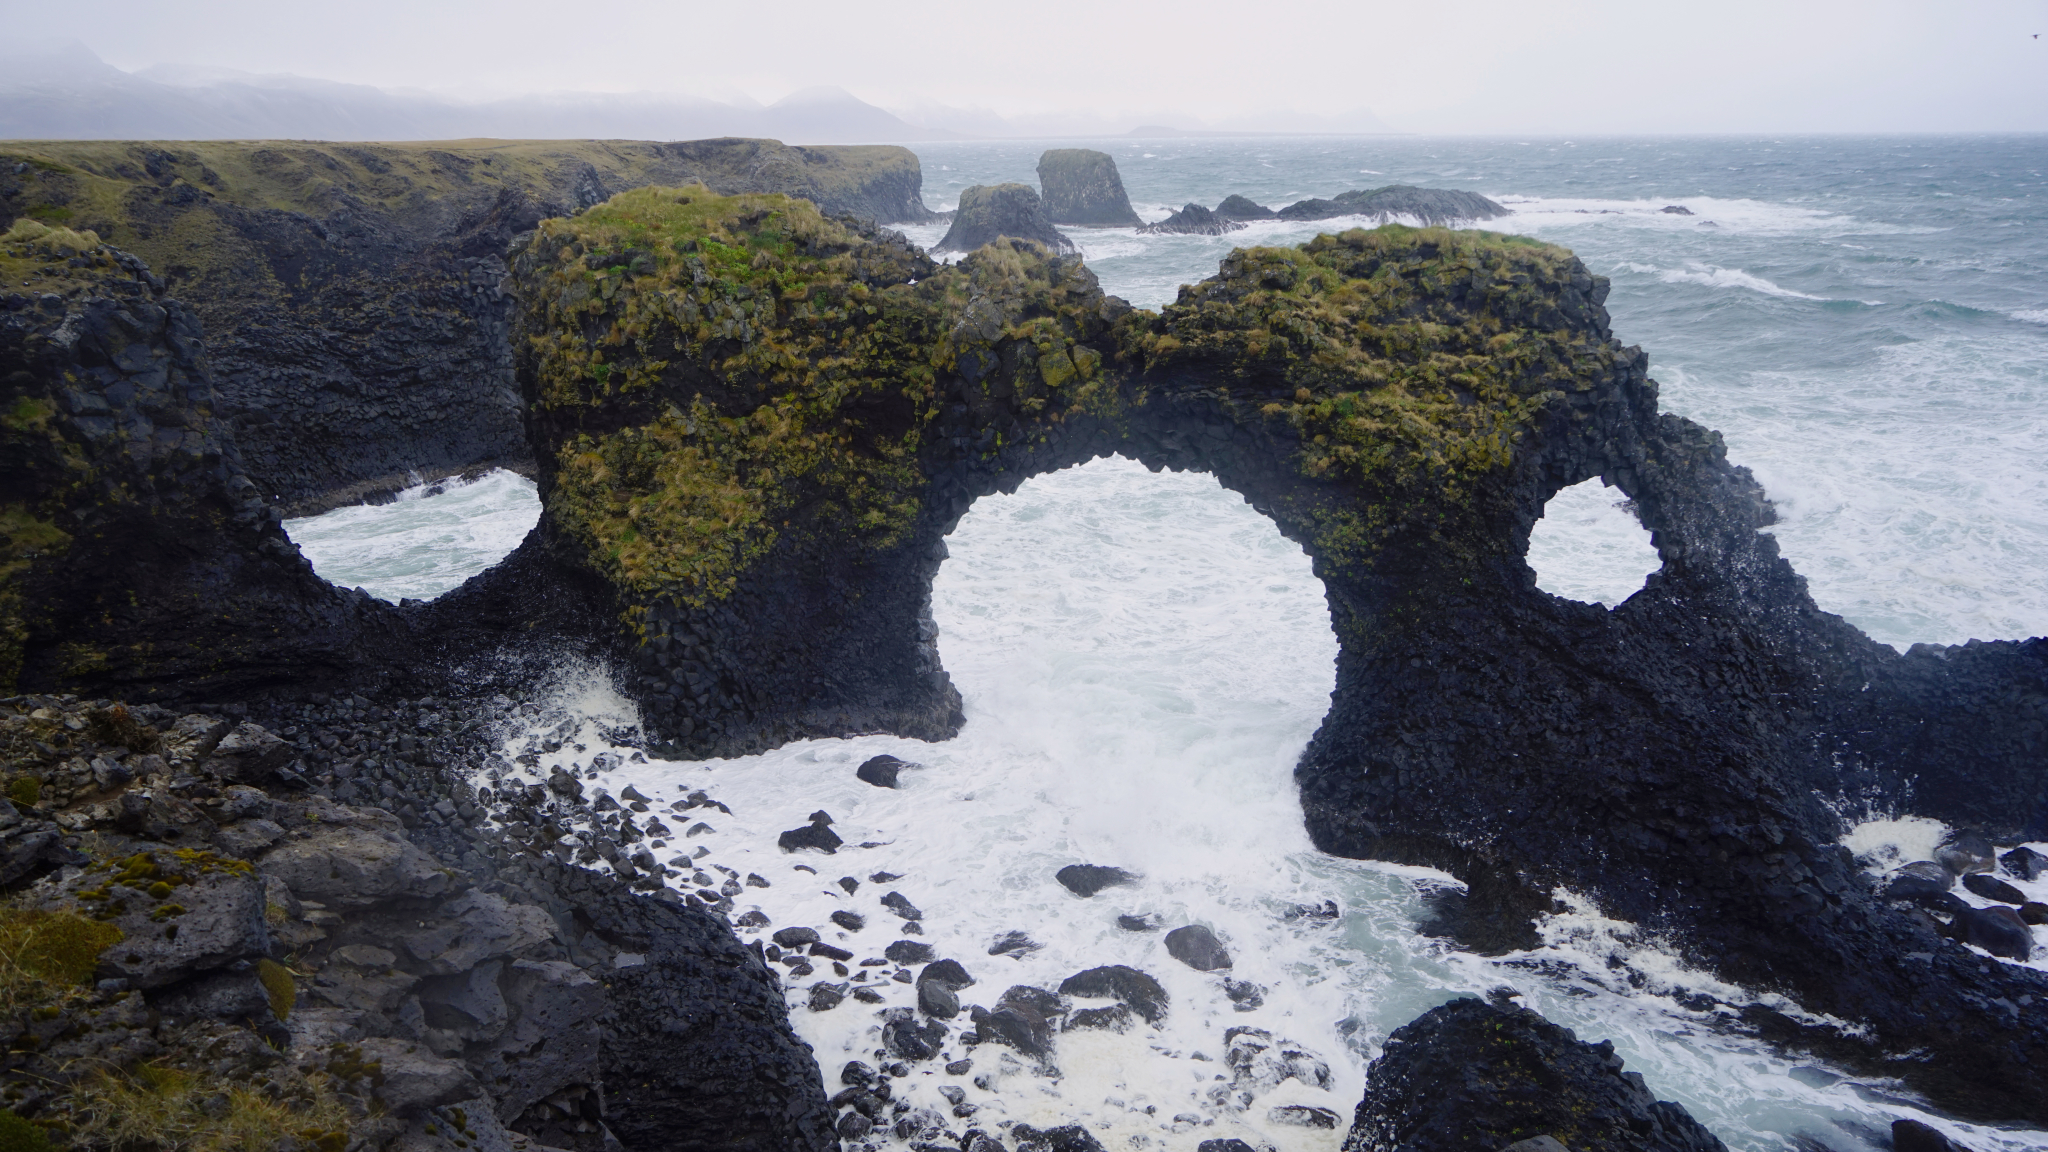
[
  {"xmin": 1525, "ymin": 478, "xmax": 1663, "ymax": 608},
  {"xmin": 929, "ymin": 454, "xmax": 1338, "ymax": 830},
  {"xmin": 281, "ymin": 468, "xmax": 541, "ymax": 603}
]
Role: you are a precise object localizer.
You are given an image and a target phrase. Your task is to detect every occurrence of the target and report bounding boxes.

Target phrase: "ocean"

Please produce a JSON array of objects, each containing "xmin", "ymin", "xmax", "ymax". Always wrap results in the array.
[{"xmin": 283, "ymin": 135, "xmax": 2048, "ymax": 1149}]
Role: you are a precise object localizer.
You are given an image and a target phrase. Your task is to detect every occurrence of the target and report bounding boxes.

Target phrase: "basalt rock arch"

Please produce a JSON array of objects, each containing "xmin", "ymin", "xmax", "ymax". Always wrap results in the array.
[{"xmin": 507, "ymin": 186, "xmax": 2048, "ymax": 1122}]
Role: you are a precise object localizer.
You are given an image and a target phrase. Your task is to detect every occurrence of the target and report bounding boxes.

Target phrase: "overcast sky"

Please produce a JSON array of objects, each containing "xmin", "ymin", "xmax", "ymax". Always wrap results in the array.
[{"xmin": 5, "ymin": 0, "xmax": 2046, "ymax": 134}]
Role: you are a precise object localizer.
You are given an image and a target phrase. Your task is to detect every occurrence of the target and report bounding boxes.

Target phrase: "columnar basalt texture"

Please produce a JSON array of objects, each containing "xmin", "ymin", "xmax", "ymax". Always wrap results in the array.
[
  {"xmin": 0, "ymin": 221, "xmax": 392, "ymax": 701},
  {"xmin": 1035, "ymin": 148, "xmax": 1143, "ymax": 227},
  {"xmin": 1344, "ymin": 998, "xmax": 1725, "ymax": 1152},
  {"xmin": 1, "ymin": 139, "xmax": 940, "ymax": 512},
  {"xmin": 511, "ymin": 187, "xmax": 2048, "ymax": 1121}
]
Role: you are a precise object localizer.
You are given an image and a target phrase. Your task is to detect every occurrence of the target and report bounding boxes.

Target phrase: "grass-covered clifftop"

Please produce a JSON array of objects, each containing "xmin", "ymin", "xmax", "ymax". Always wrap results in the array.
[{"xmin": 511, "ymin": 187, "xmax": 1607, "ymax": 624}]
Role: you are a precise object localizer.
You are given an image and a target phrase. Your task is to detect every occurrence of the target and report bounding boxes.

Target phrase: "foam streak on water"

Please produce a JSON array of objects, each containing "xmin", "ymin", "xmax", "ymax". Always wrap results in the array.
[{"xmin": 486, "ymin": 460, "xmax": 2043, "ymax": 1151}]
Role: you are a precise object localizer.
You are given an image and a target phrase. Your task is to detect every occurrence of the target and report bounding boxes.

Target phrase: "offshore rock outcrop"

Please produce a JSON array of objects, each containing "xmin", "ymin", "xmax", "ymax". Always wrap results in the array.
[
  {"xmin": 1035, "ymin": 149, "xmax": 1143, "ymax": 228},
  {"xmin": 1213, "ymin": 195, "xmax": 1277, "ymax": 221},
  {"xmin": 0, "ymin": 690, "xmax": 834, "ymax": 1152},
  {"xmin": 0, "ymin": 138, "xmax": 940, "ymax": 513},
  {"xmin": 933, "ymin": 184, "xmax": 1075, "ymax": 256},
  {"xmin": 1277, "ymin": 185, "xmax": 1511, "ymax": 227},
  {"xmin": 1137, "ymin": 203, "xmax": 1245, "ymax": 236},
  {"xmin": 509, "ymin": 187, "xmax": 2048, "ymax": 1122},
  {"xmin": 1344, "ymin": 998, "xmax": 1725, "ymax": 1152}
]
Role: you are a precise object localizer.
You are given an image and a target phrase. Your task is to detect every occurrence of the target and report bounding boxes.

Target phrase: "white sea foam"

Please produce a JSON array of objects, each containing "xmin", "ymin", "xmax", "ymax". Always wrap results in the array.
[
  {"xmin": 461, "ymin": 459, "xmax": 2048, "ymax": 1150},
  {"xmin": 283, "ymin": 468, "xmax": 538, "ymax": 602}
]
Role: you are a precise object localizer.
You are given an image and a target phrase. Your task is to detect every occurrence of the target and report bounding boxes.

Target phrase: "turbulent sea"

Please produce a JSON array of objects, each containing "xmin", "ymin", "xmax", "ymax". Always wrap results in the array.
[{"xmin": 284, "ymin": 136, "xmax": 2048, "ymax": 1150}]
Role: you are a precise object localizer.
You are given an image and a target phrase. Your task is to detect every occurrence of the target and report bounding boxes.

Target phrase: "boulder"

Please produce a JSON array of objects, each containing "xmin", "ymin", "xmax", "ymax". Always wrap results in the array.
[
  {"xmin": 151, "ymin": 969, "xmax": 275, "ymax": 1024},
  {"xmin": 881, "ymin": 1009, "xmax": 947, "ymax": 1060},
  {"xmin": 880, "ymin": 891, "xmax": 924, "ymax": 919},
  {"xmin": 60, "ymin": 857, "xmax": 272, "ymax": 990},
  {"xmin": 988, "ymin": 930, "xmax": 1041, "ymax": 957},
  {"xmin": 1055, "ymin": 864, "xmax": 1136, "ymax": 897},
  {"xmin": 207, "ymin": 722, "xmax": 292, "ymax": 782},
  {"xmin": 259, "ymin": 823, "xmax": 450, "ymax": 908},
  {"xmin": 397, "ymin": 891, "xmax": 555, "ymax": 975},
  {"xmin": 1164, "ymin": 924, "xmax": 1231, "ymax": 971},
  {"xmin": 831, "ymin": 910, "xmax": 865, "ymax": 932},
  {"xmin": 1658, "ymin": 205, "xmax": 1695, "ymax": 216},
  {"xmin": 1057, "ymin": 964, "xmax": 1168, "ymax": 1024},
  {"xmin": 1269, "ymin": 1105, "xmax": 1341, "ymax": 1128},
  {"xmin": 856, "ymin": 755, "xmax": 905, "ymax": 788},
  {"xmin": 933, "ymin": 184, "xmax": 1076, "ymax": 255},
  {"xmin": 1957, "ymin": 905, "xmax": 2032, "ymax": 960},
  {"xmin": 918, "ymin": 979, "xmax": 959, "ymax": 1018},
  {"xmin": 885, "ymin": 939, "xmax": 936, "ymax": 964},
  {"xmin": 1064, "ymin": 1004, "xmax": 1132, "ymax": 1032},
  {"xmin": 971, "ymin": 985, "xmax": 1064, "ymax": 1060},
  {"xmin": 416, "ymin": 959, "xmax": 509, "ymax": 1041},
  {"xmin": 361, "ymin": 1037, "xmax": 484, "ymax": 1118},
  {"xmin": 1893, "ymin": 1119, "xmax": 1972, "ymax": 1152},
  {"xmin": 1212, "ymin": 194, "xmax": 1276, "ymax": 221},
  {"xmin": 1938, "ymin": 832, "xmax": 1997, "ymax": 876},
  {"xmin": 1035, "ymin": 149, "xmax": 1143, "ymax": 227},
  {"xmin": 1012, "ymin": 1123, "xmax": 1108, "ymax": 1152},
  {"xmin": 1138, "ymin": 203, "xmax": 1245, "ymax": 236},
  {"xmin": 772, "ymin": 926, "xmax": 821, "ymax": 948},
  {"xmin": 2003, "ymin": 846, "xmax": 2048, "ymax": 881},
  {"xmin": 1963, "ymin": 871, "xmax": 2028, "ymax": 905},
  {"xmin": 1883, "ymin": 860, "xmax": 1956, "ymax": 903},
  {"xmin": 1344, "ymin": 998, "xmax": 1726, "ymax": 1152},
  {"xmin": 778, "ymin": 823, "xmax": 843, "ymax": 854},
  {"xmin": 918, "ymin": 958, "xmax": 975, "ymax": 990}
]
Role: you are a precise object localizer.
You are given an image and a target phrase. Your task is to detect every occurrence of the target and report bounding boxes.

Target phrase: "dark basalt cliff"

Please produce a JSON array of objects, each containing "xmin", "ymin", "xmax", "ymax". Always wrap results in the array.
[
  {"xmin": 506, "ymin": 187, "xmax": 2048, "ymax": 1123},
  {"xmin": 1, "ymin": 138, "xmax": 939, "ymax": 513},
  {"xmin": 1345, "ymin": 997, "xmax": 1725, "ymax": 1152},
  {"xmin": 0, "ymin": 220, "xmax": 389, "ymax": 702},
  {"xmin": 1034, "ymin": 149, "xmax": 1143, "ymax": 228}
]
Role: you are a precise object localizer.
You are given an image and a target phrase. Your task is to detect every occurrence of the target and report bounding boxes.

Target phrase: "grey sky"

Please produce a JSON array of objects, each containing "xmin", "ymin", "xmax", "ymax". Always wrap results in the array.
[{"xmin": 5, "ymin": 0, "xmax": 2045, "ymax": 133}]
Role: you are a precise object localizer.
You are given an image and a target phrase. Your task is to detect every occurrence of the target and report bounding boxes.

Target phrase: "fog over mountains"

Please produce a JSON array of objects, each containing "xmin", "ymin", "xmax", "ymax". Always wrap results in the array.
[{"xmin": 0, "ymin": 40, "xmax": 1393, "ymax": 142}]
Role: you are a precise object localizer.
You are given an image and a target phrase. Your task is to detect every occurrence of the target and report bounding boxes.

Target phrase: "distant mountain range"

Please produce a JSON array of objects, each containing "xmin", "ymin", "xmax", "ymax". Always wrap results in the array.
[{"xmin": 0, "ymin": 40, "xmax": 1394, "ymax": 143}]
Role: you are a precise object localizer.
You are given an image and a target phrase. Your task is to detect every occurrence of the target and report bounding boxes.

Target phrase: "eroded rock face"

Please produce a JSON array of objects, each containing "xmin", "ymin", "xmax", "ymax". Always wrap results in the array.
[
  {"xmin": 0, "ymin": 227, "xmax": 395, "ymax": 702},
  {"xmin": 1346, "ymin": 998, "xmax": 1724, "ymax": 1152},
  {"xmin": 1036, "ymin": 149, "xmax": 1143, "ymax": 227},
  {"xmin": 935, "ymin": 183, "xmax": 1076, "ymax": 255},
  {"xmin": 1275, "ymin": 185, "xmax": 1511, "ymax": 226},
  {"xmin": 2, "ymin": 139, "xmax": 941, "ymax": 511},
  {"xmin": 509, "ymin": 186, "xmax": 2048, "ymax": 1121}
]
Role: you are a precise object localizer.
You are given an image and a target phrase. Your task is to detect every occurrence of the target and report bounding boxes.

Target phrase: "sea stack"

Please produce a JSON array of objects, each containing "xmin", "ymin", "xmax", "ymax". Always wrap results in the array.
[
  {"xmin": 1036, "ymin": 148, "xmax": 1143, "ymax": 227},
  {"xmin": 1276, "ymin": 185, "xmax": 1510, "ymax": 226},
  {"xmin": 934, "ymin": 183, "xmax": 1076, "ymax": 255}
]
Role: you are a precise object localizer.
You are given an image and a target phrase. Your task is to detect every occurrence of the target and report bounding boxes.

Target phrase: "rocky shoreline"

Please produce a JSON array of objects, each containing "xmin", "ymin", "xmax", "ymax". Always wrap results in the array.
[{"xmin": 5, "ymin": 139, "xmax": 2048, "ymax": 1149}]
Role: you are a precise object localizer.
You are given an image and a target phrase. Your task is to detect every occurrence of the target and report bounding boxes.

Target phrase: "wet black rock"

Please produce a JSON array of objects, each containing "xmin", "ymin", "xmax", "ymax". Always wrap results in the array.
[
  {"xmin": 971, "ymin": 985, "xmax": 1065, "ymax": 1059},
  {"xmin": 1345, "ymin": 998, "xmax": 1726, "ymax": 1152},
  {"xmin": 831, "ymin": 910, "xmax": 866, "ymax": 932},
  {"xmin": 918, "ymin": 979, "xmax": 960, "ymax": 1018},
  {"xmin": 1883, "ymin": 861, "xmax": 1956, "ymax": 903},
  {"xmin": 989, "ymin": 931, "xmax": 1042, "ymax": 958},
  {"xmin": 1659, "ymin": 205, "xmax": 1696, "ymax": 215},
  {"xmin": 777, "ymin": 822, "xmax": 842, "ymax": 854},
  {"xmin": 1057, "ymin": 965, "xmax": 1168, "ymax": 1025},
  {"xmin": 919, "ymin": 959, "xmax": 976, "ymax": 990},
  {"xmin": 771, "ymin": 926, "xmax": 821, "ymax": 948},
  {"xmin": 856, "ymin": 754, "xmax": 906, "ymax": 788},
  {"xmin": 885, "ymin": 939, "xmax": 936, "ymax": 964},
  {"xmin": 1056, "ymin": 864, "xmax": 1137, "ymax": 897},
  {"xmin": 1938, "ymin": 832, "xmax": 1997, "ymax": 876},
  {"xmin": 809, "ymin": 983, "xmax": 848, "ymax": 1012},
  {"xmin": 1963, "ymin": 872, "xmax": 2028, "ymax": 905},
  {"xmin": 810, "ymin": 942, "xmax": 853, "ymax": 962},
  {"xmin": 1223, "ymin": 978, "xmax": 1265, "ymax": 1011},
  {"xmin": 881, "ymin": 1010, "xmax": 947, "ymax": 1061},
  {"xmin": 1284, "ymin": 900, "xmax": 1340, "ymax": 924},
  {"xmin": 1212, "ymin": 194, "xmax": 1276, "ymax": 221},
  {"xmin": 1036, "ymin": 149, "xmax": 1143, "ymax": 227},
  {"xmin": 2024, "ymin": 902, "xmax": 2048, "ymax": 925},
  {"xmin": 1013, "ymin": 1123, "xmax": 1109, "ymax": 1152},
  {"xmin": 2003, "ymin": 846, "xmax": 2048, "ymax": 881},
  {"xmin": 1164, "ymin": 924, "xmax": 1231, "ymax": 971},
  {"xmin": 1199, "ymin": 1141, "xmax": 1257, "ymax": 1152},
  {"xmin": 881, "ymin": 891, "xmax": 924, "ymax": 919},
  {"xmin": 1894, "ymin": 1119, "xmax": 1974, "ymax": 1151},
  {"xmin": 1115, "ymin": 914, "xmax": 1158, "ymax": 931},
  {"xmin": 1138, "ymin": 203, "xmax": 1244, "ymax": 236},
  {"xmin": 1957, "ymin": 905, "xmax": 2032, "ymax": 960},
  {"xmin": 1275, "ymin": 185, "xmax": 1511, "ymax": 226},
  {"xmin": 934, "ymin": 185, "xmax": 1075, "ymax": 256},
  {"xmin": 1064, "ymin": 1004, "xmax": 1132, "ymax": 1033}
]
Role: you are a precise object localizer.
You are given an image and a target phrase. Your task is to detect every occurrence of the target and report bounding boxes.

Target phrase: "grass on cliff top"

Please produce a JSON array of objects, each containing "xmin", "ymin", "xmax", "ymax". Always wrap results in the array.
[
  {"xmin": 57, "ymin": 1062, "xmax": 351, "ymax": 1152},
  {"xmin": 0, "ymin": 218, "xmax": 121, "ymax": 295}
]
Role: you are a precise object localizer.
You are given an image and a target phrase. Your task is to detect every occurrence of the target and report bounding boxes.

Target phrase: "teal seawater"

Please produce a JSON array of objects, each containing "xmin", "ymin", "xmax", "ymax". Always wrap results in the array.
[{"xmin": 896, "ymin": 135, "xmax": 2048, "ymax": 651}]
